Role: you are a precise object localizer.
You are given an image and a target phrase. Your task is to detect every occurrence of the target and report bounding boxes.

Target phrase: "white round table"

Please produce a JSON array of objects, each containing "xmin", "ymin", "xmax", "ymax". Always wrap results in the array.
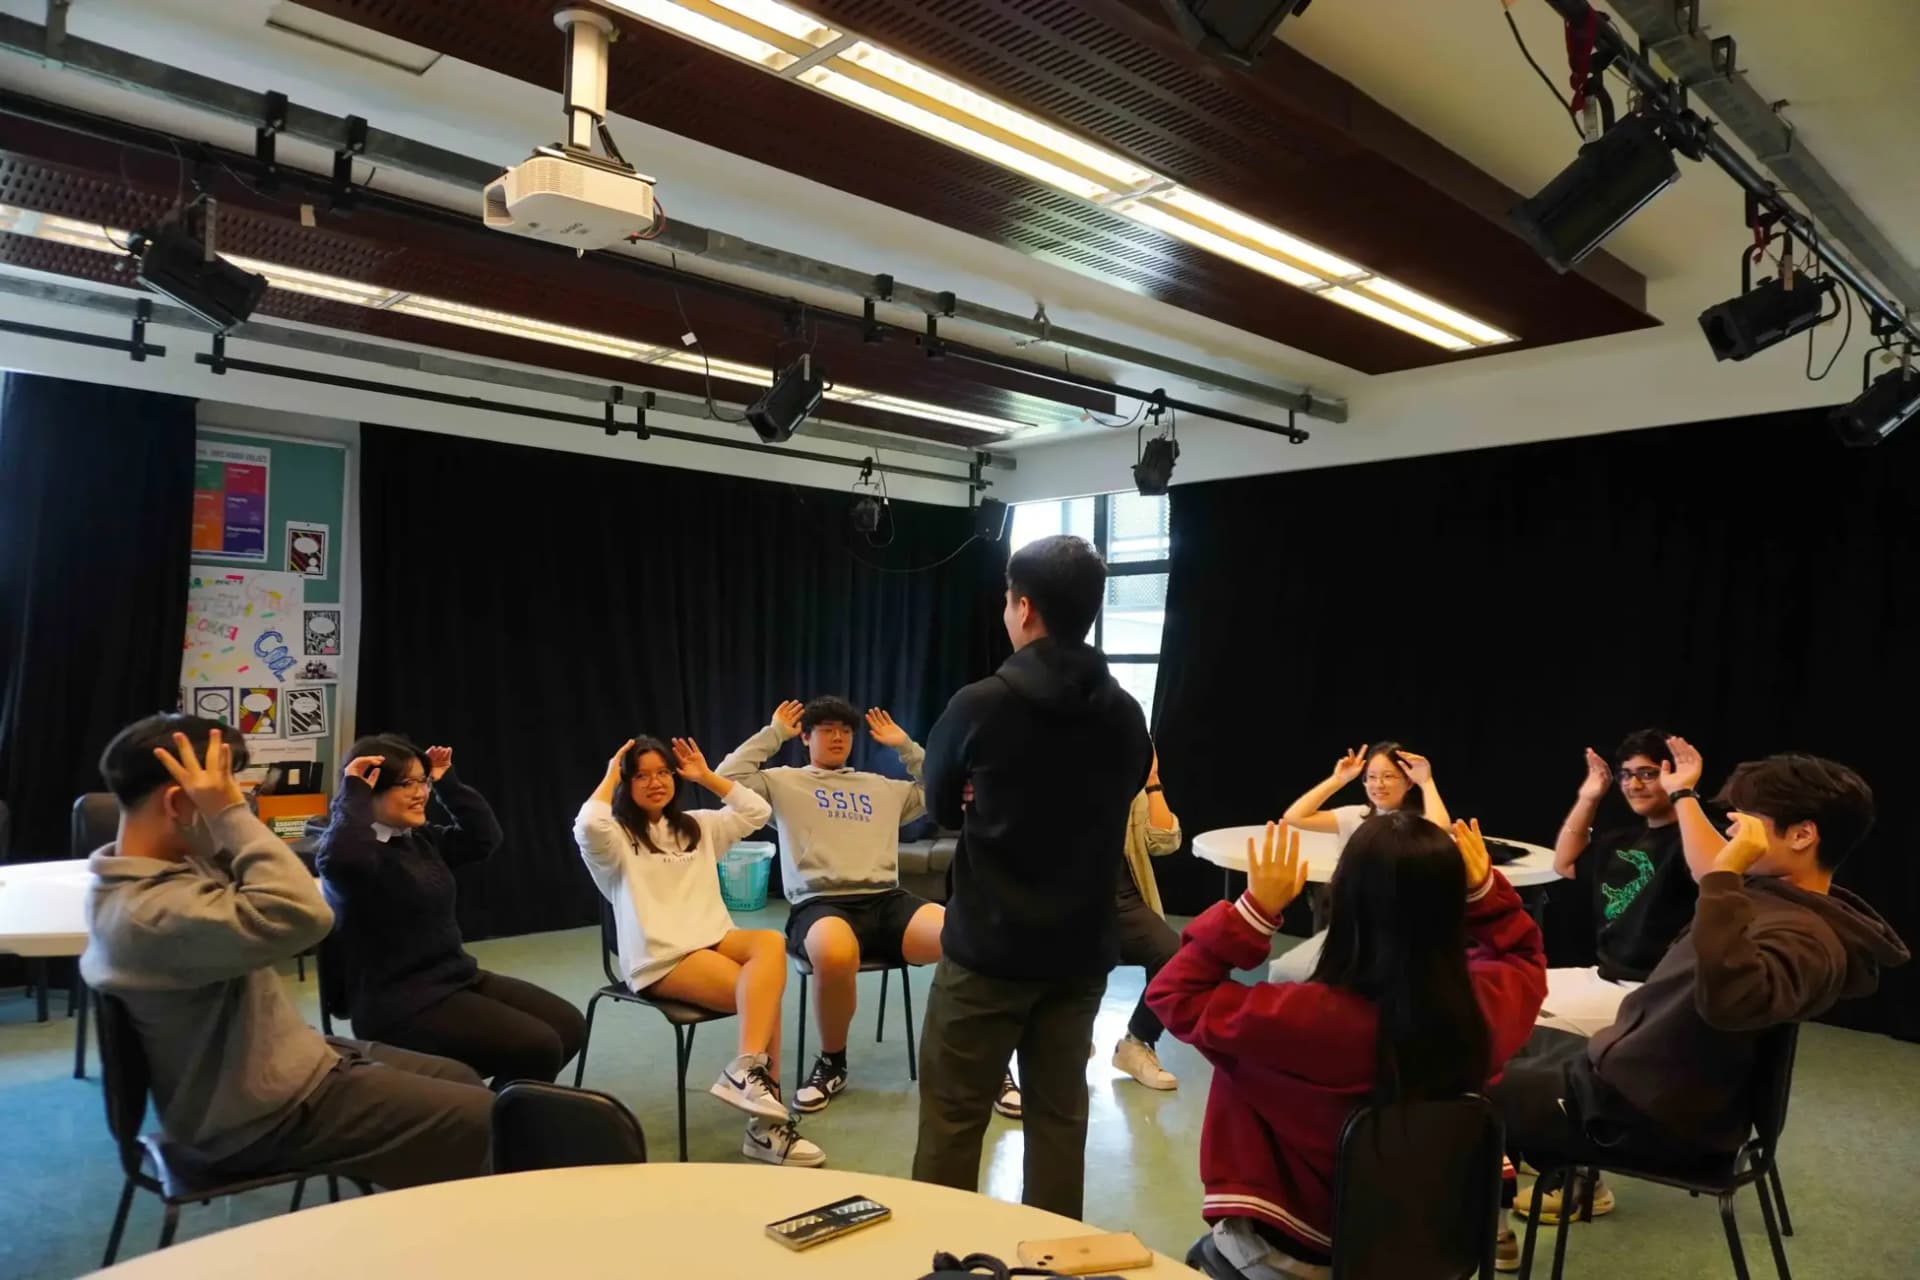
[
  {"xmin": 92, "ymin": 1164, "xmax": 1199, "ymax": 1278},
  {"xmin": 0, "ymin": 857, "xmax": 93, "ymax": 1075},
  {"xmin": 1191, "ymin": 825, "xmax": 1562, "ymax": 888}
]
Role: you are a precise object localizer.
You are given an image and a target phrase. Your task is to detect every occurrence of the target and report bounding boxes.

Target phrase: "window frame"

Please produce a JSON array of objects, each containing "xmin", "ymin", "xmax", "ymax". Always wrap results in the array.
[{"xmin": 1088, "ymin": 493, "xmax": 1168, "ymax": 683}]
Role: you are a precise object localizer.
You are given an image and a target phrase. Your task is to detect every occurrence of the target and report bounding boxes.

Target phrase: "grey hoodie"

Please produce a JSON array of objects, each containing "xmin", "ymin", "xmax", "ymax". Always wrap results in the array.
[
  {"xmin": 716, "ymin": 723, "xmax": 927, "ymax": 904},
  {"xmin": 81, "ymin": 804, "xmax": 338, "ymax": 1160}
]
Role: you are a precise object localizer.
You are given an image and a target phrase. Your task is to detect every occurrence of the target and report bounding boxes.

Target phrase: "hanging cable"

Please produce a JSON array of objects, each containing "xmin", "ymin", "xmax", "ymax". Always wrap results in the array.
[{"xmin": 1502, "ymin": 1, "xmax": 1585, "ymax": 141}]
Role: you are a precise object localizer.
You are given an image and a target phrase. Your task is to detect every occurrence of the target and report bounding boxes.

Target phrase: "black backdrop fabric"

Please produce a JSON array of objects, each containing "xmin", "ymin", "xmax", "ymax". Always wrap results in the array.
[
  {"xmin": 1153, "ymin": 407, "xmax": 1920, "ymax": 1042},
  {"xmin": 0, "ymin": 374, "xmax": 197, "ymax": 862},
  {"xmin": 356, "ymin": 423, "xmax": 1009, "ymax": 941}
]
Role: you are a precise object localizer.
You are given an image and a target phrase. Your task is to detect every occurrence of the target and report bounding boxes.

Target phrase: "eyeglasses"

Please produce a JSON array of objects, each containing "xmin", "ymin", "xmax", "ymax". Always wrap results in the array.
[
  {"xmin": 1617, "ymin": 767, "xmax": 1663, "ymax": 784},
  {"xmin": 633, "ymin": 770, "xmax": 675, "ymax": 784},
  {"xmin": 392, "ymin": 776, "xmax": 433, "ymax": 794}
]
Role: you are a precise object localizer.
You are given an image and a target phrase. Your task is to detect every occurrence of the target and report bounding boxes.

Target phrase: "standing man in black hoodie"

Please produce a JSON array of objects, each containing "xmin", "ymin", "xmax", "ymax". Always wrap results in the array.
[{"xmin": 911, "ymin": 534, "xmax": 1153, "ymax": 1218}]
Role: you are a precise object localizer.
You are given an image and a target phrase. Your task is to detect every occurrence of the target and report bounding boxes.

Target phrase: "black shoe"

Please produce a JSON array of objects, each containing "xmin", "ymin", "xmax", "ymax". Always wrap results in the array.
[{"xmin": 793, "ymin": 1055, "xmax": 848, "ymax": 1114}]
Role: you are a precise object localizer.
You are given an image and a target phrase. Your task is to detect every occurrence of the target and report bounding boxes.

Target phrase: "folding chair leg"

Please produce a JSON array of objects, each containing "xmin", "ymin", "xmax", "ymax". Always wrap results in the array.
[
  {"xmin": 674, "ymin": 1024, "xmax": 695, "ymax": 1163},
  {"xmin": 289, "ymin": 1179, "xmax": 306, "ymax": 1212},
  {"xmin": 1768, "ymin": 1164, "xmax": 1793, "ymax": 1237},
  {"xmin": 795, "ymin": 974, "xmax": 810, "ymax": 1098},
  {"xmin": 157, "ymin": 1203, "xmax": 182, "ymax": 1250},
  {"xmin": 900, "ymin": 965, "xmax": 918, "ymax": 1081},
  {"xmin": 1753, "ymin": 1167, "xmax": 1793, "ymax": 1280},
  {"xmin": 328, "ymin": 1175, "xmax": 341, "ymax": 1203},
  {"xmin": 74, "ymin": 978, "xmax": 91, "ymax": 1079},
  {"xmin": 1549, "ymin": 1169, "xmax": 1575, "ymax": 1280},
  {"xmin": 31, "ymin": 958, "xmax": 49, "ymax": 1022},
  {"xmin": 297, "ymin": 953, "xmax": 306, "ymax": 982},
  {"xmin": 574, "ymin": 993, "xmax": 604, "ymax": 1088},
  {"xmin": 102, "ymin": 1178, "xmax": 138, "ymax": 1267},
  {"xmin": 1719, "ymin": 1192, "xmax": 1753, "ymax": 1280},
  {"xmin": 1516, "ymin": 1166, "xmax": 1550, "ymax": 1280},
  {"xmin": 876, "ymin": 968, "xmax": 889, "ymax": 1043}
]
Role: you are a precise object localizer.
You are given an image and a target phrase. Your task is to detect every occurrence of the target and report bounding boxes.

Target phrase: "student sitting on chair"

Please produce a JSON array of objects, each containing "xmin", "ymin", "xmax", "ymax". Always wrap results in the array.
[
  {"xmin": 1495, "ymin": 751, "xmax": 1908, "ymax": 1244},
  {"xmin": 82, "ymin": 716, "xmax": 494, "ymax": 1190},
  {"xmin": 717, "ymin": 697, "xmax": 944, "ymax": 1113},
  {"xmin": 1148, "ymin": 815, "xmax": 1546, "ymax": 1280},
  {"xmin": 317, "ymin": 735, "xmax": 586, "ymax": 1087},
  {"xmin": 1268, "ymin": 742, "xmax": 1451, "ymax": 983},
  {"xmin": 574, "ymin": 735, "xmax": 825, "ymax": 1167},
  {"xmin": 1108, "ymin": 750, "xmax": 1186, "ymax": 1091},
  {"xmin": 1533, "ymin": 730, "xmax": 1702, "ymax": 1038}
]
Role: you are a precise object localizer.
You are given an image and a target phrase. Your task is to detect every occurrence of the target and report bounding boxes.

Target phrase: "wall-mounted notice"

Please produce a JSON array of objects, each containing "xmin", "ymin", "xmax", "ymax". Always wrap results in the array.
[
  {"xmin": 284, "ymin": 686, "xmax": 329, "ymax": 740},
  {"xmin": 192, "ymin": 440, "xmax": 272, "ymax": 562},
  {"xmin": 182, "ymin": 567, "xmax": 305, "ymax": 695}
]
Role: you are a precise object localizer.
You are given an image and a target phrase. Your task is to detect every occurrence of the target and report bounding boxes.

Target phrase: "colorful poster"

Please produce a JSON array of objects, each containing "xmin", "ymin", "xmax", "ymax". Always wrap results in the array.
[
  {"xmin": 182, "ymin": 567, "xmax": 304, "ymax": 691},
  {"xmin": 286, "ymin": 521, "xmax": 330, "ymax": 579},
  {"xmin": 302, "ymin": 606, "xmax": 343, "ymax": 656},
  {"xmin": 192, "ymin": 441, "xmax": 272, "ymax": 562},
  {"xmin": 284, "ymin": 686, "xmax": 329, "ymax": 740},
  {"xmin": 238, "ymin": 687, "xmax": 280, "ymax": 736}
]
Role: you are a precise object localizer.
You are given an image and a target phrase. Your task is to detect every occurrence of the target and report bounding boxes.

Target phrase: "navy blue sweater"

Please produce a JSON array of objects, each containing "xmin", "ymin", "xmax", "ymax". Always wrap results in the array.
[{"xmin": 316, "ymin": 769, "xmax": 503, "ymax": 1035}]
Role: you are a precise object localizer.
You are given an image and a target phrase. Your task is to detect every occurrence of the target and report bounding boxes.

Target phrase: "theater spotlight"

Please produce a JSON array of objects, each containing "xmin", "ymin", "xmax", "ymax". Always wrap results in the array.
[
  {"xmin": 1133, "ymin": 433, "xmax": 1180, "ymax": 496},
  {"xmin": 849, "ymin": 458, "xmax": 888, "ymax": 534},
  {"xmin": 746, "ymin": 354, "xmax": 824, "ymax": 444},
  {"xmin": 1699, "ymin": 268, "xmax": 1839, "ymax": 363},
  {"xmin": 1830, "ymin": 363, "xmax": 1920, "ymax": 448},
  {"xmin": 1509, "ymin": 114, "xmax": 1680, "ymax": 272},
  {"xmin": 132, "ymin": 224, "xmax": 267, "ymax": 332}
]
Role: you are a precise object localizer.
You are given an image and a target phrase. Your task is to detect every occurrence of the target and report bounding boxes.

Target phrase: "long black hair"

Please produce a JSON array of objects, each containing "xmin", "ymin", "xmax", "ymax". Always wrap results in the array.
[
  {"xmin": 1308, "ymin": 809, "xmax": 1491, "ymax": 1102},
  {"xmin": 1363, "ymin": 741, "xmax": 1427, "ymax": 817},
  {"xmin": 610, "ymin": 736, "xmax": 702, "ymax": 856}
]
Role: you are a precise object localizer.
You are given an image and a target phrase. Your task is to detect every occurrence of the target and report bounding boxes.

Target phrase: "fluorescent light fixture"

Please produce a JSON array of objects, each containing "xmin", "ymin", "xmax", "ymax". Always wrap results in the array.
[
  {"xmin": 388, "ymin": 295, "xmax": 659, "ymax": 360},
  {"xmin": 616, "ymin": 1, "xmax": 1517, "ymax": 351},
  {"xmin": 651, "ymin": 349, "xmax": 776, "ymax": 383},
  {"xmin": 224, "ymin": 256, "xmax": 402, "ymax": 307},
  {"xmin": 837, "ymin": 385, "xmax": 1023, "ymax": 434}
]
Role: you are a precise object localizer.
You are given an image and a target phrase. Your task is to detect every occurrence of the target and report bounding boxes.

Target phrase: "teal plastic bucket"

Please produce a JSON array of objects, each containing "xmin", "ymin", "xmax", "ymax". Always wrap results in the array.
[{"xmin": 717, "ymin": 841, "xmax": 775, "ymax": 911}]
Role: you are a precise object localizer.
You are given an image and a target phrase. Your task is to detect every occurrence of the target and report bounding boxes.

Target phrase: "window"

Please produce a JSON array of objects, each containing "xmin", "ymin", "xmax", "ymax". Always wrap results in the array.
[{"xmin": 1009, "ymin": 491, "xmax": 1171, "ymax": 714}]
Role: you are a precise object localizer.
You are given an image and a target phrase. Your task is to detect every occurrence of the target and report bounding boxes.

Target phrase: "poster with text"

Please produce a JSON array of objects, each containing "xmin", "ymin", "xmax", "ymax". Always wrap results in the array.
[
  {"xmin": 192, "ymin": 441, "xmax": 271, "ymax": 562},
  {"xmin": 302, "ymin": 606, "xmax": 343, "ymax": 656},
  {"xmin": 238, "ymin": 687, "xmax": 280, "ymax": 737},
  {"xmin": 190, "ymin": 686, "xmax": 236, "ymax": 726},
  {"xmin": 286, "ymin": 521, "xmax": 330, "ymax": 579},
  {"xmin": 182, "ymin": 567, "xmax": 305, "ymax": 694},
  {"xmin": 284, "ymin": 686, "xmax": 329, "ymax": 739}
]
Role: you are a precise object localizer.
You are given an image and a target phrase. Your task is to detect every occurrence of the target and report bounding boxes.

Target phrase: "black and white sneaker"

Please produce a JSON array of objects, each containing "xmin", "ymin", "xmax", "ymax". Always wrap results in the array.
[
  {"xmin": 793, "ymin": 1055, "xmax": 849, "ymax": 1114},
  {"xmin": 744, "ymin": 1116, "xmax": 827, "ymax": 1167},
  {"xmin": 710, "ymin": 1053, "xmax": 790, "ymax": 1122},
  {"xmin": 994, "ymin": 1072, "xmax": 1023, "ymax": 1120}
]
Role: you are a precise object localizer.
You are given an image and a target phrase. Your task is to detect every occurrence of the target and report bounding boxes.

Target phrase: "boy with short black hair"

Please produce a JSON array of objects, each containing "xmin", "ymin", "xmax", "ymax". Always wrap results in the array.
[
  {"xmin": 82, "ymin": 714, "xmax": 494, "ymax": 1190},
  {"xmin": 718, "ymin": 695, "xmax": 943, "ymax": 1112}
]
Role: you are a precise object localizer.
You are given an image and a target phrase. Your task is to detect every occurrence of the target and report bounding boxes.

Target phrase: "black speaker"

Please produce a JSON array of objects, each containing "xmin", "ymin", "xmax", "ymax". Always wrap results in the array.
[
  {"xmin": 1160, "ymin": 0, "xmax": 1313, "ymax": 65},
  {"xmin": 973, "ymin": 497, "xmax": 1009, "ymax": 542}
]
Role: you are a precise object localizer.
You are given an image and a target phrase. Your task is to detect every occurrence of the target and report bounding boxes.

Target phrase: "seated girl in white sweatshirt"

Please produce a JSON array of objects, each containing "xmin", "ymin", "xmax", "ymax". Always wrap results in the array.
[{"xmin": 573, "ymin": 735, "xmax": 824, "ymax": 1167}]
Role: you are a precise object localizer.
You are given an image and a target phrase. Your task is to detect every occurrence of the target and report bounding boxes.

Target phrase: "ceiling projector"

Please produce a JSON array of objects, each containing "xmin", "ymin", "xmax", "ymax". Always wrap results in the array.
[
  {"xmin": 482, "ymin": 7, "xmax": 656, "ymax": 251},
  {"xmin": 483, "ymin": 148, "xmax": 655, "ymax": 251}
]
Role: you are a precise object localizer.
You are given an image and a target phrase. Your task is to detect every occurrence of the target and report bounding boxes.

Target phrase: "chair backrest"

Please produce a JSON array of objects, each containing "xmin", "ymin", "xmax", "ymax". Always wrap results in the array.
[
  {"xmin": 1748, "ymin": 1023, "xmax": 1802, "ymax": 1164},
  {"xmin": 94, "ymin": 993, "xmax": 155, "ymax": 1177},
  {"xmin": 1330, "ymin": 1096, "xmax": 1503, "ymax": 1280},
  {"xmin": 0, "ymin": 797, "xmax": 12, "ymax": 862},
  {"xmin": 72, "ymin": 792, "xmax": 120, "ymax": 858},
  {"xmin": 596, "ymin": 898, "xmax": 623, "ymax": 988},
  {"xmin": 491, "ymin": 1081, "xmax": 647, "ymax": 1173}
]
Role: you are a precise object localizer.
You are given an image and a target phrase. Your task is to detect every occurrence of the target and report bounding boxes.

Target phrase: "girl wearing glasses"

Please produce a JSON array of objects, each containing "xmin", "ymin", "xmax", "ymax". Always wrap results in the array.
[{"xmin": 317, "ymin": 733, "xmax": 586, "ymax": 1088}]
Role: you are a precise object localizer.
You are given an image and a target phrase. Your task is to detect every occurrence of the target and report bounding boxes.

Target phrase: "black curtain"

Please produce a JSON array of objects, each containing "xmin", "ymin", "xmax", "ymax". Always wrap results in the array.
[
  {"xmin": 356, "ymin": 423, "xmax": 1009, "ymax": 940},
  {"xmin": 0, "ymin": 373, "xmax": 197, "ymax": 861},
  {"xmin": 1154, "ymin": 407, "xmax": 1920, "ymax": 1042}
]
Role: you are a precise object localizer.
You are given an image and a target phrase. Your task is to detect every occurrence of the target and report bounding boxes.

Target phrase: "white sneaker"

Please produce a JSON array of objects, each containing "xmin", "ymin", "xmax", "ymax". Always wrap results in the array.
[
  {"xmin": 994, "ymin": 1072, "xmax": 1023, "ymax": 1120},
  {"xmin": 710, "ymin": 1053, "xmax": 790, "ymax": 1122},
  {"xmin": 744, "ymin": 1116, "xmax": 826, "ymax": 1167},
  {"xmin": 1112, "ymin": 1035, "xmax": 1178, "ymax": 1090}
]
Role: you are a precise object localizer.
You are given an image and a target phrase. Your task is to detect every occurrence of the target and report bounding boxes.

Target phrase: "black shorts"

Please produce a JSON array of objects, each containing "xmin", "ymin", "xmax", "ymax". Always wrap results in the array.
[{"xmin": 784, "ymin": 888, "xmax": 933, "ymax": 967}]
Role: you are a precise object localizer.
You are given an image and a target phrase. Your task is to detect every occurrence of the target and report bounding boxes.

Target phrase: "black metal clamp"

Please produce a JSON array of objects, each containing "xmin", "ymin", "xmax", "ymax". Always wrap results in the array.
[
  {"xmin": 208, "ymin": 331, "xmax": 227, "ymax": 374},
  {"xmin": 923, "ymin": 313, "xmax": 946, "ymax": 358},
  {"xmin": 604, "ymin": 387, "xmax": 653, "ymax": 439},
  {"xmin": 256, "ymin": 91, "xmax": 288, "ymax": 192},
  {"xmin": 129, "ymin": 298, "xmax": 151, "ymax": 363},
  {"xmin": 331, "ymin": 115, "xmax": 368, "ymax": 212}
]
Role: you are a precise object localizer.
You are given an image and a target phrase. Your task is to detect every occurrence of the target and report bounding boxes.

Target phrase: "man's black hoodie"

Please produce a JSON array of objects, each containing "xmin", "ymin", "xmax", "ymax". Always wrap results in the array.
[{"xmin": 924, "ymin": 636, "xmax": 1152, "ymax": 980}]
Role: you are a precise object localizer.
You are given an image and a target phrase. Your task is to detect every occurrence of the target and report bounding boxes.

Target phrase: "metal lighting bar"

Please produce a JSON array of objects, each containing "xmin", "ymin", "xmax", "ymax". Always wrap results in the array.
[
  {"xmin": 1605, "ymin": 0, "xmax": 1920, "ymax": 317},
  {"xmin": 0, "ymin": 12, "xmax": 1346, "ymax": 424},
  {"xmin": 1538, "ymin": 0, "xmax": 1920, "ymax": 349}
]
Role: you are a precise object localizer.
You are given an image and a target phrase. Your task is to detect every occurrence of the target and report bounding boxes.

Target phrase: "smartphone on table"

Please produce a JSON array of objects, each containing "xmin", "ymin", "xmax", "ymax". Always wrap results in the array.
[{"xmin": 765, "ymin": 1195, "xmax": 892, "ymax": 1251}]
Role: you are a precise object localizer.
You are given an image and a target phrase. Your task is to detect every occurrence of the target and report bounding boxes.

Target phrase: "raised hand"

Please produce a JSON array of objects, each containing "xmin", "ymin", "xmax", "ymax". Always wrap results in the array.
[
  {"xmin": 1452, "ymin": 817, "xmax": 1492, "ymax": 891},
  {"xmin": 1331, "ymin": 744, "xmax": 1368, "ymax": 785},
  {"xmin": 1578, "ymin": 747, "xmax": 1611, "ymax": 801},
  {"xmin": 671, "ymin": 737, "xmax": 712, "ymax": 782},
  {"xmin": 1714, "ymin": 812, "xmax": 1771, "ymax": 875},
  {"xmin": 1397, "ymin": 751, "xmax": 1434, "ymax": 788},
  {"xmin": 866, "ymin": 707, "xmax": 909, "ymax": 748},
  {"xmin": 605, "ymin": 738, "xmax": 635, "ymax": 780},
  {"xmin": 426, "ymin": 745, "xmax": 454, "ymax": 781},
  {"xmin": 1662, "ymin": 736, "xmax": 1704, "ymax": 795},
  {"xmin": 343, "ymin": 754, "xmax": 385, "ymax": 790},
  {"xmin": 772, "ymin": 700, "xmax": 805, "ymax": 740},
  {"xmin": 153, "ymin": 729, "xmax": 246, "ymax": 816},
  {"xmin": 1247, "ymin": 821, "xmax": 1309, "ymax": 919}
]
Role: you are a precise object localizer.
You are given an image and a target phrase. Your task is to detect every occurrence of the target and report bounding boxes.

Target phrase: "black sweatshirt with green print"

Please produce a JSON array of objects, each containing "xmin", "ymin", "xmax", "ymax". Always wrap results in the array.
[{"xmin": 1590, "ymin": 820, "xmax": 1696, "ymax": 981}]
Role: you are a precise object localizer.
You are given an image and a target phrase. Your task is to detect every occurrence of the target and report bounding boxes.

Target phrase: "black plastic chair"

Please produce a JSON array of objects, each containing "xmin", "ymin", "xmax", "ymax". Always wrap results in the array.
[
  {"xmin": 314, "ymin": 928, "xmax": 351, "ymax": 1039},
  {"xmin": 1187, "ymin": 1095, "xmax": 1503, "ymax": 1280},
  {"xmin": 94, "ymin": 992, "xmax": 367, "ymax": 1266},
  {"xmin": 1519, "ymin": 1024, "xmax": 1800, "ymax": 1280},
  {"xmin": 791, "ymin": 953, "xmax": 919, "ymax": 1096},
  {"xmin": 573, "ymin": 900, "xmax": 733, "ymax": 1162},
  {"xmin": 492, "ymin": 1081, "xmax": 648, "ymax": 1172},
  {"xmin": 60, "ymin": 792, "xmax": 122, "ymax": 1077}
]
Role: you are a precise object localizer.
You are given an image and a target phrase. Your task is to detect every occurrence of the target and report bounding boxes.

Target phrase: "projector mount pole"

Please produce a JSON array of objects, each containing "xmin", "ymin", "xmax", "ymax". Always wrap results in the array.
[
  {"xmin": 1537, "ymin": 0, "xmax": 1918, "ymax": 350},
  {"xmin": 555, "ymin": 6, "xmax": 616, "ymax": 157}
]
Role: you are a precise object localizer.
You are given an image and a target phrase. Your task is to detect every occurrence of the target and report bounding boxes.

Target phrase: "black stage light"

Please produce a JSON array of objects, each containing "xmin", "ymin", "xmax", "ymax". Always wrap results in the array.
[
  {"xmin": 1510, "ymin": 114, "xmax": 1679, "ymax": 272},
  {"xmin": 1830, "ymin": 366, "xmax": 1920, "ymax": 448},
  {"xmin": 133, "ymin": 225, "xmax": 268, "ymax": 332},
  {"xmin": 972, "ymin": 497, "xmax": 1010, "ymax": 542},
  {"xmin": 745, "ymin": 354, "xmax": 824, "ymax": 444},
  {"xmin": 1160, "ymin": 0, "xmax": 1314, "ymax": 65},
  {"xmin": 850, "ymin": 491, "xmax": 885, "ymax": 533},
  {"xmin": 1699, "ymin": 270, "xmax": 1838, "ymax": 362},
  {"xmin": 1133, "ymin": 434, "xmax": 1180, "ymax": 496}
]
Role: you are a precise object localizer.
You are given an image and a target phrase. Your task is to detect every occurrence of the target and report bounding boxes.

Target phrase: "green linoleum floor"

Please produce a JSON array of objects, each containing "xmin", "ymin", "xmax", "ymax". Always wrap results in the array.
[{"xmin": 3, "ymin": 908, "xmax": 1917, "ymax": 1278}]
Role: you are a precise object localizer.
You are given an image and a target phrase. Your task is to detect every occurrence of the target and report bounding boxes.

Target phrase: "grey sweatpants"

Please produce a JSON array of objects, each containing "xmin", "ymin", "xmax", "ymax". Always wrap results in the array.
[{"xmin": 217, "ymin": 1039, "xmax": 494, "ymax": 1189}]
